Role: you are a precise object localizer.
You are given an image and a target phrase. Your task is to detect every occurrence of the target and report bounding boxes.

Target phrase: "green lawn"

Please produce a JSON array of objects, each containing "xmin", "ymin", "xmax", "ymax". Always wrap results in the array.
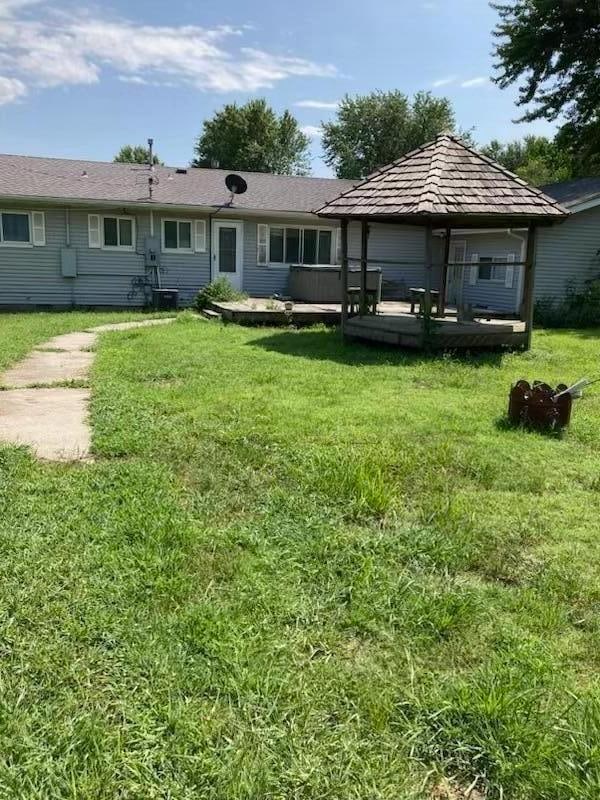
[{"xmin": 0, "ymin": 312, "xmax": 599, "ymax": 799}]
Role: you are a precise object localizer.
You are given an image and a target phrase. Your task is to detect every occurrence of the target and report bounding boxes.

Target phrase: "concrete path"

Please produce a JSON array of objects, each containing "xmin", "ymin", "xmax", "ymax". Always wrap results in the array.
[{"xmin": 0, "ymin": 317, "xmax": 174, "ymax": 461}]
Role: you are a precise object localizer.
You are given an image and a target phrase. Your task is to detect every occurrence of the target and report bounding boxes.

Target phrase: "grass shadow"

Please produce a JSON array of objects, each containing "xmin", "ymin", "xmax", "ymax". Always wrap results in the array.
[
  {"xmin": 494, "ymin": 415, "xmax": 567, "ymax": 439},
  {"xmin": 248, "ymin": 327, "xmax": 508, "ymax": 368}
]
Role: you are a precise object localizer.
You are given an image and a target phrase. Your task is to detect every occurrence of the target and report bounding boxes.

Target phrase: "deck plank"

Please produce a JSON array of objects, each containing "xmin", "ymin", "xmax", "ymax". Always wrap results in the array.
[{"xmin": 209, "ymin": 298, "xmax": 526, "ymax": 349}]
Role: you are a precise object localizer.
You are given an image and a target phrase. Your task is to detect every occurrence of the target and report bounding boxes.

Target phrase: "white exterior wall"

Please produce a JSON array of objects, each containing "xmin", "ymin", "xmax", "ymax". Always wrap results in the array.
[{"xmin": 535, "ymin": 207, "xmax": 600, "ymax": 301}]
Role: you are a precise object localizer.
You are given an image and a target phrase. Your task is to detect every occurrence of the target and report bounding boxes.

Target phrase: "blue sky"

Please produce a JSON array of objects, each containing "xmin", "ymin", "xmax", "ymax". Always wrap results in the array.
[{"xmin": 0, "ymin": 0, "xmax": 556, "ymax": 176}]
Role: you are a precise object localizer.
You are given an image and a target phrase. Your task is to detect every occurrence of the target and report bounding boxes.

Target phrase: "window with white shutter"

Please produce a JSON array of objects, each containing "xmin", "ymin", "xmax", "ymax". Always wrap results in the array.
[
  {"xmin": 504, "ymin": 253, "xmax": 516, "ymax": 288},
  {"xmin": 335, "ymin": 228, "xmax": 342, "ymax": 264},
  {"xmin": 469, "ymin": 253, "xmax": 479, "ymax": 285},
  {"xmin": 194, "ymin": 220, "xmax": 206, "ymax": 252},
  {"xmin": 32, "ymin": 211, "xmax": 46, "ymax": 246},
  {"xmin": 88, "ymin": 214, "xmax": 101, "ymax": 248},
  {"xmin": 257, "ymin": 223, "xmax": 269, "ymax": 266}
]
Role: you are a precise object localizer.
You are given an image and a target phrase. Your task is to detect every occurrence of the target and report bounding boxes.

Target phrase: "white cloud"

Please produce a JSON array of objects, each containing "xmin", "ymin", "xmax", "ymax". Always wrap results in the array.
[
  {"xmin": 295, "ymin": 99, "xmax": 338, "ymax": 109},
  {"xmin": 431, "ymin": 75, "xmax": 456, "ymax": 88},
  {"xmin": 0, "ymin": 75, "xmax": 27, "ymax": 104},
  {"xmin": 118, "ymin": 75, "xmax": 149, "ymax": 85},
  {"xmin": 0, "ymin": 0, "xmax": 41, "ymax": 17},
  {"xmin": 461, "ymin": 76, "xmax": 489, "ymax": 88},
  {"xmin": 0, "ymin": 2, "xmax": 338, "ymax": 104},
  {"xmin": 301, "ymin": 125, "xmax": 322, "ymax": 139}
]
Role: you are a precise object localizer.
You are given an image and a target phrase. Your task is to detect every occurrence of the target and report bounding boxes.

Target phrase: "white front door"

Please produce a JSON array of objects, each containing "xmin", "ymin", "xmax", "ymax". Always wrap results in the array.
[
  {"xmin": 447, "ymin": 240, "xmax": 467, "ymax": 306},
  {"xmin": 212, "ymin": 220, "xmax": 243, "ymax": 290}
]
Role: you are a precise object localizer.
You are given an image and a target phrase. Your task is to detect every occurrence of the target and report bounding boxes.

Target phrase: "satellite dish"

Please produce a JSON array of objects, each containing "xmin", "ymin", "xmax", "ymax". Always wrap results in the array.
[{"xmin": 225, "ymin": 174, "xmax": 248, "ymax": 196}]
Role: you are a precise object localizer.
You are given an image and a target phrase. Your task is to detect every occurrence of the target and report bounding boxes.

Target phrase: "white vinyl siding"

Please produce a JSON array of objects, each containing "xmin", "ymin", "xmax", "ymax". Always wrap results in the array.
[{"xmin": 535, "ymin": 207, "xmax": 600, "ymax": 302}]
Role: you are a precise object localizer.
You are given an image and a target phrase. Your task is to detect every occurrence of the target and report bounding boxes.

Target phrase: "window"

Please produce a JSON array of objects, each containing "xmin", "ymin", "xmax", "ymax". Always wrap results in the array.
[
  {"xmin": 2, "ymin": 212, "xmax": 30, "ymax": 243},
  {"xmin": 265, "ymin": 225, "xmax": 334, "ymax": 265},
  {"xmin": 269, "ymin": 227, "xmax": 284, "ymax": 263},
  {"xmin": 285, "ymin": 228, "xmax": 301, "ymax": 262},
  {"xmin": 163, "ymin": 219, "xmax": 192, "ymax": 251},
  {"xmin": 478, "ymin": 256, "xmax": 506, "ymax": 282},
  {"xmin": 0, "ymin": 210, "xmax": 44, "ymax": 246},
  {"xmin": 102, "ymin": 216, "xmax": 134, "ymax": 249}
]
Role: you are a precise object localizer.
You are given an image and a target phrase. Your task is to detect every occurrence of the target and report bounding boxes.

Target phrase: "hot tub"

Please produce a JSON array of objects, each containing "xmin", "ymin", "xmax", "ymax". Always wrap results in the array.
[{"xmin": 289, "ymin": 265, "xmax": 382, "ymax": 303}]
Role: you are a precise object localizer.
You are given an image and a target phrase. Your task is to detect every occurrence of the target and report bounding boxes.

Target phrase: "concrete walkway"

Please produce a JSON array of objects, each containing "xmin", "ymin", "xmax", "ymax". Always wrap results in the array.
[{"xmin": 0, "ymin": 318, "xmax": 174, "ymax": 461}]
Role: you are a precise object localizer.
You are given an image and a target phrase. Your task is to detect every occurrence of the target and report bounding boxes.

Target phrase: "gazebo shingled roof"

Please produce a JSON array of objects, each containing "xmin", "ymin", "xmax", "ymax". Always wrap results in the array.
[{"xmin": 316, "ymin": 133, "xmax": 568, "ymax": 224}]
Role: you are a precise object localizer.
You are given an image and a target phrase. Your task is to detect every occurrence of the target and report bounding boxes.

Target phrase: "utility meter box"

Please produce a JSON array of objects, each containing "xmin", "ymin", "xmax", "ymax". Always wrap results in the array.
[
  {"xmin": 144, "ymin": 237, "xmax": 161, "ymax": 268},
  {"xmin": 60, "ymin": 247, "xmax": 77, "ymax": 278}
]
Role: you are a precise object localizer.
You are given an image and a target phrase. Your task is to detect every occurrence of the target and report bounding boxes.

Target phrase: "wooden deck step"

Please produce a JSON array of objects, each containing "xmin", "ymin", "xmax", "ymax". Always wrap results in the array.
[{"xmin": 200, "ymin": 308, "xmax": 222, "ymax": 321}]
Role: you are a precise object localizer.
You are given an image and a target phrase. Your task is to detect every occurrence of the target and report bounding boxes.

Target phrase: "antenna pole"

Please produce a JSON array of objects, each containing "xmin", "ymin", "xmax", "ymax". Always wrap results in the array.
[{"xmin": 147, "ymin": 137, "xmax": 154, "ymax": 200}]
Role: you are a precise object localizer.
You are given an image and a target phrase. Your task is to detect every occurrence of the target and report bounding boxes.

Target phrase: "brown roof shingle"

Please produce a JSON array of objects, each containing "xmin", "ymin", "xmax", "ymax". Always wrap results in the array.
[
  {"xmin": 317, "ymin": 134, "xmax": 568, "ymax": 222},
  {"xmin": 0, "ymin": 153, "xmax": 356, "ymax": 214}
]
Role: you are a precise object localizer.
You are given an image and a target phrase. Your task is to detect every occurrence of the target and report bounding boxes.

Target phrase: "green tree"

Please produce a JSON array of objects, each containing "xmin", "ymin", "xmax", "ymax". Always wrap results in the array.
[
  {"xmin": 113, "ymin": 144, "xmax": 162, "ymax": 165},
  {"xmin": 492, "ymin": 0, "xmax": 600, "ymax": 176},
  {"xmin": 321, "ymin": 90, "xmax": 463, "ymax": 179},
  {"xmin": 554, "ymin": 118, "xmax": 600, "ymax": 179},
  {"xmin": 193, "ymin": 99, "xmax": 310, "ymax": 175},
  {"xmin": 481, "ymin": 135, "xmax": 572, "ymax": 186}
]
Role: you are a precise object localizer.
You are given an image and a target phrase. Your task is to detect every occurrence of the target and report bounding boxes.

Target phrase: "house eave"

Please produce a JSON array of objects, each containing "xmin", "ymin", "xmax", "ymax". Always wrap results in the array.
[
  {"xmin": 0, "ymin": 194, "xmax": 333, "ymax": 222},
  {"xmin": 566, "ymin": 194, "xmax": 600, "ymax": 214},
  {"xmin": 317, "ymin": 211, "xmax": 568, "ymax": 228}
]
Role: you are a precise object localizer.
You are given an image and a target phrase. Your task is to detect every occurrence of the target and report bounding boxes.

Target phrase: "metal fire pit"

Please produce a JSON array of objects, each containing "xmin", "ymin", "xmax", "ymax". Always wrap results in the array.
[{"xmin": 508, "ymin": 380, "xmax": 573, "ymax": 431}]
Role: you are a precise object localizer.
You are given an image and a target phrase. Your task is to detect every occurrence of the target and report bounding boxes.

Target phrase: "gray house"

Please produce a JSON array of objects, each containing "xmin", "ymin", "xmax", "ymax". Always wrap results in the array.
[
  {"xmin": 0, "ymin": 149, "xmax": 593, "ymax": 312},
  {"xmin": 441, "ymin": 177, "xmax": 600, "ymax": 314}
]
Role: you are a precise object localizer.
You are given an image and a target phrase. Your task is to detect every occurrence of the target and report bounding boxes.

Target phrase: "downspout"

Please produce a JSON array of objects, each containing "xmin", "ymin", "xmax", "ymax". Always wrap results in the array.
[
  {"xmin": 507, "ymin": 229, "xmax": 527, "ymax": 315},
  {"xmin": 65, "ymin": 207, "xmax": 76, "ymax": 308}
]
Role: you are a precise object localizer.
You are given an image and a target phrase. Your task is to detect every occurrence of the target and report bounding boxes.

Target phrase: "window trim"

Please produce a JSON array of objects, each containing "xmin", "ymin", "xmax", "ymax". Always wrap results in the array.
[
  {"xmin": 101, "ymin": 215, "xmax": 135, "ymax": 251},
  {"xmin": 263, "ymin": 224, "xmax": 336, "ymax": 268},
  {"xmin": 0, "ymin": 209, "xmax": 34, "ymax": 248},
  {"xmin": 161, "ymin": 218, "xmax": 194, "ymax": 253},
  {"xmin": 476, "ymin": 254, "xmax": 512, "ymax": 284}
]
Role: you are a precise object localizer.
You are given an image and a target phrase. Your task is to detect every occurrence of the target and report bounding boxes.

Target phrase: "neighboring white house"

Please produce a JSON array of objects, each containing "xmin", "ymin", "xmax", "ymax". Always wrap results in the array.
[{"xmin": 0, "ymin": 151, "xmax": 594, "ymax": 311}]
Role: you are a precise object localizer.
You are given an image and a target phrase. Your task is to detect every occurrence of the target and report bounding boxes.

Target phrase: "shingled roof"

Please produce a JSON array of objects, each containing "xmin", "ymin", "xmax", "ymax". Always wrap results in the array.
[
  {"xmin": 317, "ymin": 133, "xmax": 568, "ymax": 224},
  {"xmin": 0, "ymin": 153, "xmax": 355, "ymax": 214}
]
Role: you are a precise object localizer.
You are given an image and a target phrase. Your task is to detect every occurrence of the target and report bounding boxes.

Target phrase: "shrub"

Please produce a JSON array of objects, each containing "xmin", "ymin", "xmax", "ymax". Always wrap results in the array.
[
  {"xmin": 194, "ymin": 277, "xmax": 247, "ymax": 310},
  {"xmin": 535, "ymin": 279, "xmax": 600, "ymax": 328}
]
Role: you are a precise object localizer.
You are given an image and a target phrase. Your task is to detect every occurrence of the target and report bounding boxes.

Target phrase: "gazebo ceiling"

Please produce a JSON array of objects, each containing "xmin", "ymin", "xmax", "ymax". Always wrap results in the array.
[{"xmin": 317, "ymin": 134, "xmax": 568, "ymax": 224}]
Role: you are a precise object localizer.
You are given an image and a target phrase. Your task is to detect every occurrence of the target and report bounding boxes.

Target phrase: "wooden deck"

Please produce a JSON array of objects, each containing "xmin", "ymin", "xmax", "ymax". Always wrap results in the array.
[
  {"xmin": 345, "ymin": 311, "xmax": 526, "ymax": 349},
  {"xmin": 209, "ymin": 298, "xmax": 526, "ymax": 350},
  {"xmin": 209, "ymin": 298, "xmax": 342, "ymax": 326}
]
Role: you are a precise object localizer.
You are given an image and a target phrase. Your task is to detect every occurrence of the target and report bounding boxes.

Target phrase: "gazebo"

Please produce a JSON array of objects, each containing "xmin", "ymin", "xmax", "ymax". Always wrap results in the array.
[{"xmin": 317, "ymin": 134, "xmax": 568, "ymax": 350}]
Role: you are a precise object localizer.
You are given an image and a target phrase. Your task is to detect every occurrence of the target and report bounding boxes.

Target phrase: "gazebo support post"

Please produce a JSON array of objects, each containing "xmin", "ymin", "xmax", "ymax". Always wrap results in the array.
[
  {"xmin": 439, "ymin": 226, "xmax": 451, "ymax": 317},
  {"xmin": 360, "ymin": 220, "xmax": 368, "ymax": 315},
  {"xmin": 422, "ymin": 224, "xmax": 434, "ymax": 347},
  {"xmin": 521, "ymin": 222, "xmax": 538, "ymax": 350},
  {"xmin": 340, "ymin": 218, "xmax": 349, "ymax": 335}
]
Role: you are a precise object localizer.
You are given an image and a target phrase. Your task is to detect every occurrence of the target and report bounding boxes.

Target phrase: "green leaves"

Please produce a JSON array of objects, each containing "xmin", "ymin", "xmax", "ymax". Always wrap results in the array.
[
  {"xmin": 481, "ymin": 134, "xmax": 573, "ymax": 186},
  {"xmin": 113, "ymin": 145, "xmax": 162, "ymax": 165},
  {"xmin": 193, "ymin": 99, "xmax": 311, "ymax": 176},
  {"xmin": 321, "ymin": 90, "xmax": 460, "ymax": 179}
]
